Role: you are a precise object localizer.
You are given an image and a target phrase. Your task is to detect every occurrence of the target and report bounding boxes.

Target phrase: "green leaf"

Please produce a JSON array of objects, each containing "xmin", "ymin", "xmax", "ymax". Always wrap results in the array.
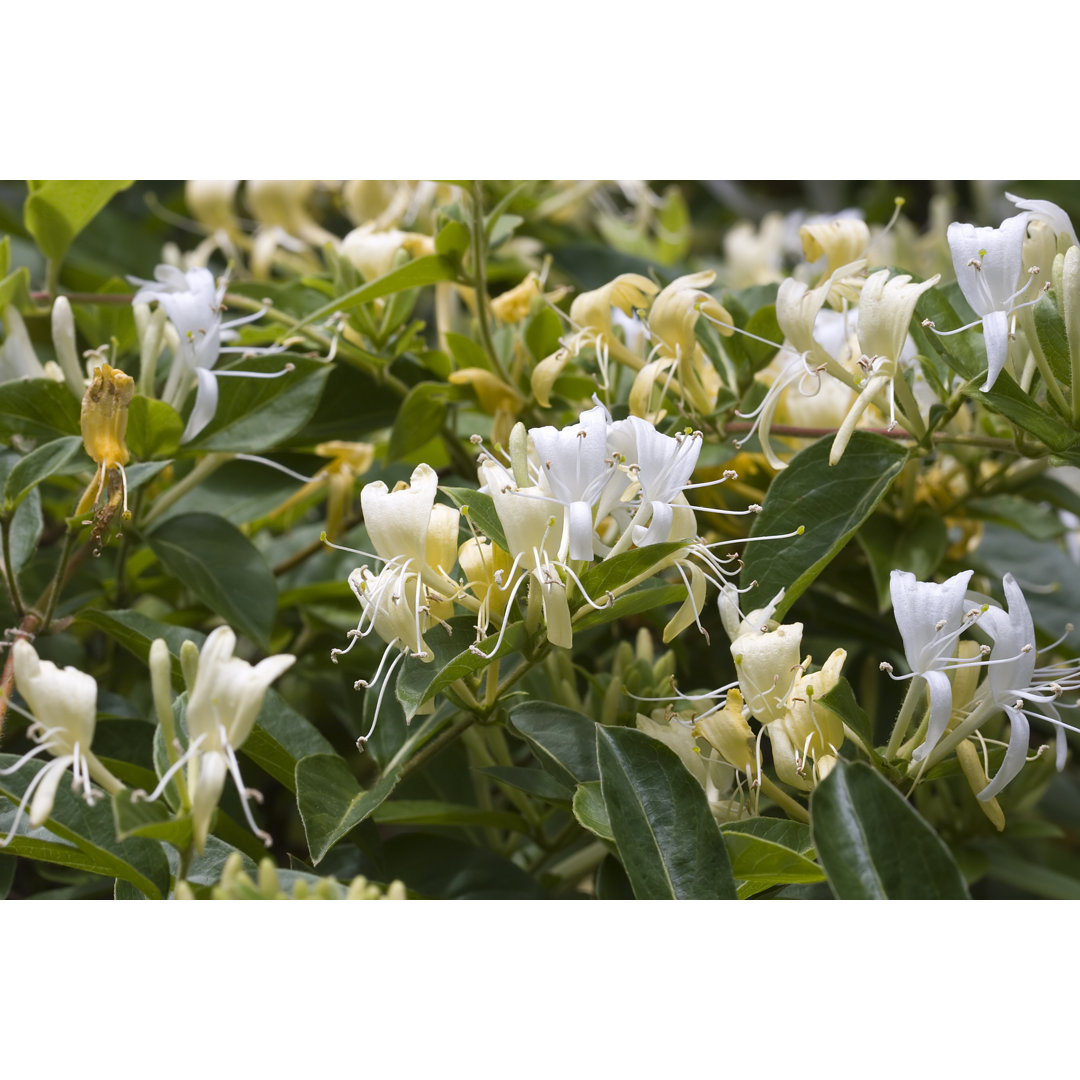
[
  {"xmin": 76, "ymin": 608, "xmax": 206, "ymax": 685},
  {"xmin": 968, "ymin": 494, "xmax": 1066, "ymax": 541},
  {"xmin": 743, "ymin": 304, "xmax": 783, "ymax": 373},
  {"xmin": 23, "ymin": 180, "xmax": 133, "ymax": 262},
  {"xmin": 147, "ymin": 512, "xmax": 277, "ymax": 646},
  {"xmin": 720, "ymin": 818, "xmax": 824, "ymax": 895},
  {"xmin": 10, "ymin": 485, "xmax": 42, "ymax": 572},
  {"xmin": 819, "ymin": 677, "xmax": 875, "ymax": 753},
  {"xmin": 387, "ymin": 381, "xmax": 450, "ymax": 462},
  {"xmin": 111, "ymin": 789, "xmax": 194, "ymax": 850},
  {"xmin": 440, "ymin": 486, "xmax": 509, "ymax": 552},
  {"xmin": 524, "ymin": 306, "xmax": 564, "ymax": 363},
  {"xmin": 0, "ymin": 754, "xmax": 171, "ymax": 899},
  {"xmin": 183, "ymin": 355, "xmax": 333, "ymax": 453},
  {"xmin": 509, "ymin": 701, "xmax": 600, "ymax": 788},
  {"xmin": 978, "ymin": 370, "xmax": 1079, "ymax": 451},
  {"xmin": 579, "ymin": 542, "xmax": 686, "ymax": 598},
  {"xmin": 294, "ymin": 710, "xmax": 446, "ymax": 864},
  {"xmin": 573, "ymin": 583, "xmax": 689, "ymax": 632},
  {"xmin": 810, "ymin": 758, "xmax": 969, "ymax": 899},
  {"xmin": 0, "ymin": 378, "xmax": 82, "ymax": 442},
  {"xmin": 2, "ymin": 435, "xmax": 85, "ymax": 513},
  {"xmin": 241, "ymin": 690, "xmax": 335, "ymax": 793},
  {"xmin": 434, "ymin": 219, "xmax": 470, "ymax": 259},
  {"xmin": 287, "ymin": 254, "xmax": 459, "ymax": 335},
  {"xmin": 741, "ymin": 431, "xmax": 909, "ymax": 620},
  {"xmin": 573, "ymin": 780, "xmax": 614, "ymax": 842},
  {"xmin": 126, "ymin": 396, "xmax": 183, "ymax": 460},
  {"xmin": 595, "ymin": 726, "xmax": 737, "ymax": 899},
  {"xmin": 1033, "ymin": 291, "xmax": 1071, "ymax": 384},
  {"xmin": 0, "ymin": 265, "xmax": 31, "ymax": 311},
  {"xmin": 395, "ymin": 616, "xmax": 529, "ymax": 721},
  {"xmin": 477, "ymin": 765, "xmax": 573, "ymax": 802},
  {"xmin": 372, "ymin": 799, "xmax": 527, "ymax": 832},
  {"xmin": 445, "ymin": 330, "xmax": 492, "ymax": 372},
  {"xmin": 913, "ymin": 285, "xmax": 984, "ymax": 380}
]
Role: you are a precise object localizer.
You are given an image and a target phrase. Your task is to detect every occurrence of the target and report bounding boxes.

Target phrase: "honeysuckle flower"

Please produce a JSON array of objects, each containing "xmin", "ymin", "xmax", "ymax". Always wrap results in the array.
[
  {"xmin": 936, "ymin": 214, "xmax": 1041, "ymax": 391},
  {"xmin": 828, "ymin": 269, "xmax": 940, "ymax": 465},
  {"xmin": 775, "ymin": 259, "xmax": 866, "ymax": 376},
  {"xmin": 480, "ymin": 458, "xmax": 574, "ymax": 650},
  {"xmin": 341, "ymin": 225, "xmax": 434, "ymax": 282},
  {"xmin": 799, "ymin": 217, "xmax": 870, "ymax": 305},
  {"xmin": 640, "ymin": 270, "xmax": 733, "ymax": 415},
  {"xmin": 968, "ymin": 574, "xmax": 1080, "ymax": 801},
  {"xmin": 1005, "ymin": 191, "xmax": 1079, "ymax": 251},
  {"xmin": 721, "ymin": 213, "xmax": 786, "ymax": 288},
  {"xmin": 889, "ymin": 569, "xmax": 980, "ymax": 763},
  {"xmin": 1, "ymin": 640, "xmax": 123, "ymax": 846},
  {"xmin": 767, "ymin": 647, "xmax": 846, "ymax": 790},
  {"xmin": 731, "ymin": 622, "xmax": 805, "ymax": 726},
  {"xmin": 246, "ymin": 179, "xmax": 339, "ymax": 251},
  {"xmin": 75, "ymin": 362, "xmax": 135, "ymax": 521},
  {"xmin": 530, "ymin": 404, "xmax": 629, "ymax": 560},
  {"xmin": 131, "ymin": 265, "xmax": 293, "ymax": 442},
  {"xmin": 360, "ymin": 463, "xmax": 460, "ymax": 597},
  {"xmin": 568, "ymin": 272, "xmax": 659, "ymax": 364},
  {"xmin": 458, "ymin": 536, "xmax": 517, "ymax": 631},
  {"xmin": 718, "ymin": 584, "xmax": 785, "ymax": 642},
  {"xmin": 139, "ymin": 627, "xmax": 295, "ymax": 853},
  {"xmin": 694, "ymin": 687, "xmax": 760, "ymax": 785},
  {"xmin": 50, "ymin": 296, "xmax": 87, "ymax": 397}
]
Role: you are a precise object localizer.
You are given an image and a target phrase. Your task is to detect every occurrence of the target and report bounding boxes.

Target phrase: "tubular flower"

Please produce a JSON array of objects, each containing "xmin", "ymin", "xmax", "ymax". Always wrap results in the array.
[
  {"xmin": 76, "ymin": 362, "xmax": 135, "ymax": 521},
  {"xmin": 969, "ymin": 575, "xmax": 1080, "ymax": 801},
  {"xmin": 936, "ymin": 214, "xmax": 1041, "ymax": 391},
  {"xmin": 799, "ymin": 216, "xmax": 871, "ymax": 305},
  {"xmin": 889, "ymin": 569, "xmax": 981, "ymax": 764},
  {"xmin": 138, "ymin": 627, "xmax": 295, "ymax": 854},
  {"xmin": 1, "ymin": 640, "xmax": 122, "ymax": 846},
  {"xmin": 638, "ymin": 270, "xmax": 733, "ymax": 416},
  {"xmin": 131, "ymin": 265, "xmax": 293, "ymax": 442}
]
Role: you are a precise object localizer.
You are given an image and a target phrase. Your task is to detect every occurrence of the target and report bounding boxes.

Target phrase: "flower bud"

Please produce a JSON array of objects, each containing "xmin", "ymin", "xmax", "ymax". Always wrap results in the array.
[{"xmin": 50, "ymin": 296, "xmax": 85, "ymax": 396}]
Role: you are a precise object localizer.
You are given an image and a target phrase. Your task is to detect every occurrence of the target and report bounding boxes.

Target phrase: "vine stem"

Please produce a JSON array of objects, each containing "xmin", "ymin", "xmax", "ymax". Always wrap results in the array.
[
  {"xmin": 38, "ymin": 529, "xmax": 80, "ymax": 633},
  {"xmin": 469, "ymin": 182, "xmax": 513, "ymax": 387},
  {"xmin": 398, "ymin": 713, "xmax": 477, "ymax": 780}
]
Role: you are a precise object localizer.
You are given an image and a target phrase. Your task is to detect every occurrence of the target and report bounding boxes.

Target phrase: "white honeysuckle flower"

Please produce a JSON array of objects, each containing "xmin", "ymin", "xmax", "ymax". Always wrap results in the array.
[
  {"xmin": 972, "ymin": 574, "xmax": 1080, "ymax": 801},
  {"xmin": 890, "ymin": 569, "xmax": 980, "ymax": 763},
  {"xmin": 857, "ymin": 269, "xmax": 941, "ymax": 367},
  {"xmin": 608, "ymin": 416, "xmax": 702, "ymax": 547},
  {"xmin": 360, "ymin": 463, "xmax": 460, "ymax": 594},
  {"xmin": 718, "ymin": 584, "xmax": 786, "ymax": 642},
  {"xmin": 530, "ymin": 404, "xmax": 626, "ymax": 561},
  {"xmin": 1, "ymin": 640, "xmax": 119, "ymax": 846},
  {"xmin": 1005, "ymin": 192, "xmax": 1079, "ymax": 250},
  {"xmin": 481, "ymin": 458, "xmax": 574, "ymax": 650},
  {"xmin": 776, "ymin": 259, "xmax": 867, "ymax": 368},
  {"xmin": 131, "ymin": 265, "xmax": 292, "ymax": 442},
  {"xmin": 341, "ymin": 225, "xmax": 433, "ymax": 282},
  {"xmin": 134, "ymin": 628, "xmax": 294, "ymax": 853},
  {"xmin": 940, "ymin": 214, "xmax": 1040, "ymax": 392}
]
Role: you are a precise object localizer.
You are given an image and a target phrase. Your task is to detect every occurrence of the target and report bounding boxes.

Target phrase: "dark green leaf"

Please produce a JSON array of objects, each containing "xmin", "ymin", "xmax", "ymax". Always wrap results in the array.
[
  {"xmin": 183, "ymin": 355, "xmax": 332, "ymax": 453},
  {"xmin": 372, "ymin": 799, "xmax": 526, "ymax": 832},
  {"xmin": 440, "ymin": 486, "xmax": 509, "ymax": 552},
  {"xmin": 387, "ymin": 381, "xmax": 450, "ymax": 462},
  {"xmin": 434, "ymin": 219, "xmax": 470, "ymax": 259},
  {"xmin": 112, "ymin": 789, "xmax": 194, "ymax": 849},
  {"xmin": 445, "ymin": 330, "xmax": 492, "ymax": 372},
  {"xmin": 913, "ymin": 286, "xmax": 984, "ymax": 380},
  {"xmin": 596, "ymin": 726, "xmax": 736, "ymax": 899},
  {"xmin": 968, "ymin": 494, "xmax": 1067, "ymax": 541},
  {"xmin": 741, "ymin": 431, "xmax": 908, "ymax": 620},
  {"xmin": 477, "ymin": 765, "xmax": 573, "ymax": 802},
  {"xmin": 75, "ymin": 608, "xmax": 205, "ymax": 685},
  {"xmin": 2, "ymin": 436, "xmax": 85, "ymax": 513},
  {"xmin": 147, "ymin": 512, "xmax": 277, "ymax": 646},
  {"xmin": 810, "ymin": 758, "xmax": 969, "ymax": 899},
  {"xmin": 579, "ymin": 542, "xmax": 686, "ymax": 598},
  {"xmin": 242, "ymin": 690, "xmax": 335, "ymax": 793},
  {"xmin": 0, "ymin": 754, "xmax": 170, "ymax": 899},
  {"xmin": 979, "ymin": 370, "xmax": 1078, "ymax": 451},
  {"xmin": 720, "ymin": 818, "xmax": 824, "ymax": 893},
  {"xmin": 10, "ymin": 484, "xmax": 42, "ymax": 573},
  {"xmin": 1033, "ymin": 292, "xmax": 1071, "ymax": 385},
  {"xmin": 819, "ymin": 677, "xmax": 875, "ymax": 753},
  {"xmin": 509, "ymin": 701, "xmax": 600, "ymax": 788},
  {"xmin": 295, "ymin": 710, "xmax": 446, "ymax": 864},
  {"xmin": 0, "ymin": 378, "xmax": 82, "ymax": 442},
  {"xmin": 524, "ymin": 306, "xmax": 564, "ymax": 363},
  {"xmin": 126, "ymin": 396, "xmax": 183, "ymax": 459}
]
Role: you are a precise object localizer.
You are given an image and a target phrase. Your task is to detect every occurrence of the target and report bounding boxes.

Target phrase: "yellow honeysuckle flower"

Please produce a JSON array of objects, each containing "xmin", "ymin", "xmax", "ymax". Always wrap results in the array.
[
  {"xmin": 76, "ymin": 362, "xmax": 134, "ymax": 520},
  {"xmin": 800, "ymin": 217, "xmax": 871, "ymax": 306}
]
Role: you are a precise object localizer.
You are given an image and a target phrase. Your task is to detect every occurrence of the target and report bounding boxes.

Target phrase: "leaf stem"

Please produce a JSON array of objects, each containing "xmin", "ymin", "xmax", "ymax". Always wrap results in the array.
[
  {"xmin": 469, "ymin": 182, "xmax": 513, "ymax": 387},
  {"xmin": 140, "ymin": 453, "xmax": 230, "ymax": 528}
]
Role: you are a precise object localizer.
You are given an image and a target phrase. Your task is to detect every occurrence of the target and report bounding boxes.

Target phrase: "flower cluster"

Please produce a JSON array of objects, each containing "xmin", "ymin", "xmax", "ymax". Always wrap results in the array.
[{"xmin": 334, "ymin": 404, "xmax": 759, "ymax": 747}]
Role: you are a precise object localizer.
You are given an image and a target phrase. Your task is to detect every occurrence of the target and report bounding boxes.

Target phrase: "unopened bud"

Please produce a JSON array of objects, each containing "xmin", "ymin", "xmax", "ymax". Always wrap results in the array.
[{"xmin": 51, "ymin": 296, "xmax": 85, "ymax": 397}]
